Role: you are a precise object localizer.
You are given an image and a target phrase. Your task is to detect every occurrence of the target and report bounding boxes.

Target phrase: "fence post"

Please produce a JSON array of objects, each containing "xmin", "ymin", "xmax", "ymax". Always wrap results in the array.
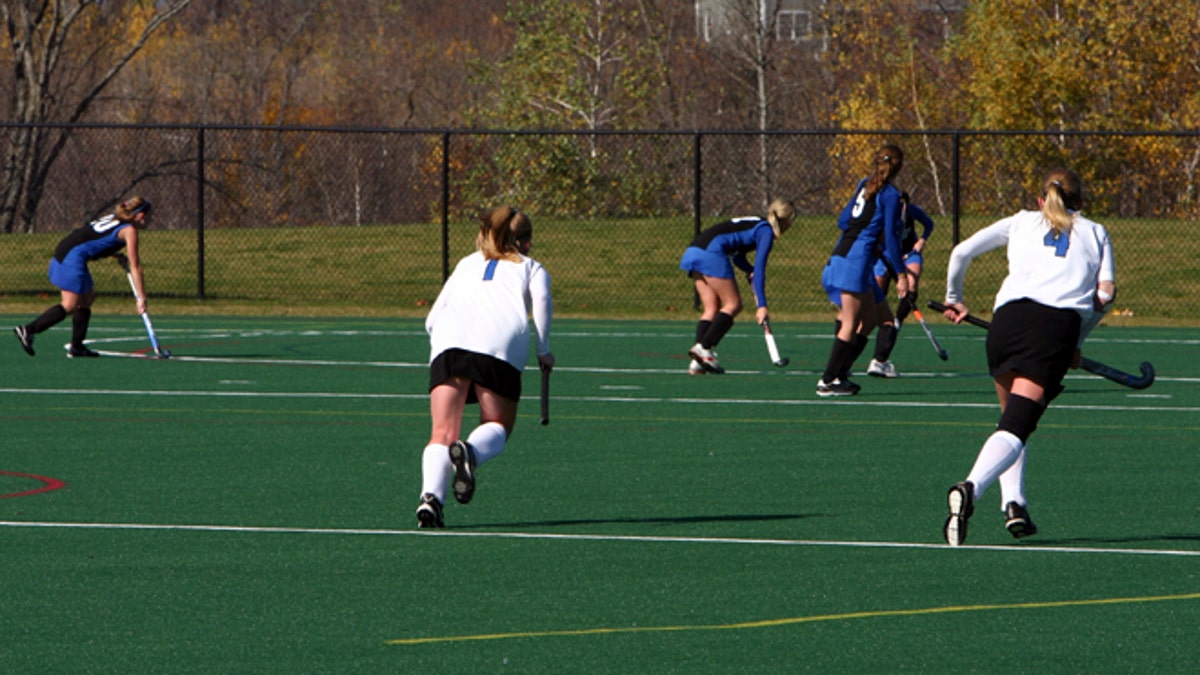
[
  {"xmin": 197, "ymin": 125, "xmax": 206, "ymax": 299},
  {"xmin": 441, "ymin": 131, "xmax": 450, "ymax": 282}
]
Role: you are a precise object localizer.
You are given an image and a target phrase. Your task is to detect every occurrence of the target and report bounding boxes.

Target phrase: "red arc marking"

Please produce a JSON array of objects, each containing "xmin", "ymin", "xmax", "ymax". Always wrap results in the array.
[{"xmin": 1, "ymin": 471, "xmax": 66, "ymax": 499}]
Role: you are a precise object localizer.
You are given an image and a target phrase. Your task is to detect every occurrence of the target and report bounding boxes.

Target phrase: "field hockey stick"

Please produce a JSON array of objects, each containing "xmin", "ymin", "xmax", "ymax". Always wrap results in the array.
[
  {"xmin": 118, "ymin": 257, "xmax": 171, "ymax": 359},
  {"xmin": 910, "ymin": 308, "xmax": 949, "ymax": 360},
  {"xmin": 760, "ymin": 319, "xmax": 789, "ymax": 367},
  {"xmin": 927, "ymin": 300, "xmax": 1155, "ymax": 390},
  {"xmin": 539, "ymin": 363, "xmax": 551, "ymax": 426}
]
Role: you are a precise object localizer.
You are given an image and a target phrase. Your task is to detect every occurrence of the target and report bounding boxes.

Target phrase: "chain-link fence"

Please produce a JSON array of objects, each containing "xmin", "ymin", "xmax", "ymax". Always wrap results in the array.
[{"xmin": 1, "ymin": 124, "xmax": 1196, "ymax": 322}]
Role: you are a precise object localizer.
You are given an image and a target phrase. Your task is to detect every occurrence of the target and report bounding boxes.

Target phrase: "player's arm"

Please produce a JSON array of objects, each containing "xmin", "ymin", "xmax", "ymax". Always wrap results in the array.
[{"xmin": 118, "ymin": 226, "xmax": 148, "ymax": 314}]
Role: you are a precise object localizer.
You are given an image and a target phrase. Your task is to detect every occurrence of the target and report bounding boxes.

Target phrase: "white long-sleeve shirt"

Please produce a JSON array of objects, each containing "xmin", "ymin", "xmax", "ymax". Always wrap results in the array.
[
  {"xmin": 946, "ymin": 209, "xmax": 1114, "ymax": 341},
  {"xmin": 426, "ymin": 251, "xmax": 552, "ymax": 371}
]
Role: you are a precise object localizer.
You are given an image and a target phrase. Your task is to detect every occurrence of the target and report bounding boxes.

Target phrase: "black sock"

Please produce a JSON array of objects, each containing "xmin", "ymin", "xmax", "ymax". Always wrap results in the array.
[
  {"xmin": 896, "ymin": 295, "xmax": 915, "ymax": 323},
  {"xmin": 840, "ymin": 333, "xmax": 870, "ymax": 381},
  {"xmin": 822, "ymin": 337, "xmax": 855, "ymax": 383},
  {"xmin": 29, "ymin": 304, "xmax": 68, "ymax": 335},
  {"xmin": 701, "ymin": 312, "xmax": 734, "ymax": 349},
  {"xmin": 874, "ymin": 323, "xmax": 897, "ymax": 361},
  {"xmin": 71, "ymin": 307, "xmax": 91, "ymax": 349},
  {"xmin": 695, "ymin": 320, "xmax": 712, "ymax": 345}
]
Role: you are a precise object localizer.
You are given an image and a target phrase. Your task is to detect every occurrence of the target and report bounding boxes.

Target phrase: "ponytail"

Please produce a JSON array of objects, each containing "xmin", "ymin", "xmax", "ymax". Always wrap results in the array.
[
  {"xmin": 766, "ymin": 198, "xmax": 796, "ymax": 238},
  {"xmin": 863, "ymin": 144, "xmax": 904, "ymax": 199},
  {"xmin": 1040, "ymin": 169, "xmax": 1082, "ymax": 236},
  {"xmin": 477, "ymin": 205, "xmax": 532, "ymax": 262},
  {"xmin": 115, "ymin": 196, "xmax": 152, "ymax": 222}
]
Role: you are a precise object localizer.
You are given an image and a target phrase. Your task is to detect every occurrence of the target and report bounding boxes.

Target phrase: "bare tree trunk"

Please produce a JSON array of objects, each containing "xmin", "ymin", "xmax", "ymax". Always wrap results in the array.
[{"xmin": 0, "ymin": 0, "xmax": 194, "ymax": 234}]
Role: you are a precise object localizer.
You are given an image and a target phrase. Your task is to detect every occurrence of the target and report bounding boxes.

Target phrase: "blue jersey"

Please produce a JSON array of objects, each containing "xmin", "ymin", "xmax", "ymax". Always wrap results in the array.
[
  {"xmin": 54, "ymin": 215, "xmax": 131, "ymax": 263},
  {"xmin": 825, "ymin": 180, "xmax": 904, "ymax": 294},
  {"xmin": 48, "ymin": 214, "xmax": 132, "ymax": 294},
  {"xmin": 680, "ymin": 217, "xmax": 776, "ymax": 307}
]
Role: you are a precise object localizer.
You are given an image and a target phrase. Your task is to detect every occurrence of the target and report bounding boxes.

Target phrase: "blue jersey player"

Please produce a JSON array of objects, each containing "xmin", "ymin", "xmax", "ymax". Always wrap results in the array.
[
  {"xmin": 818, "ymin": 145, "xmax": 908, "ymax": 396},
  {"xmin": 13, "ymin": 197, "xmax": 152, "ymax": 358},
  {"xmin": 867, "ymin": 192, "xmax": 935, "ymax": 378},
  {"xmin": 679, "ymin": 199, "xmax": 795, "ymax": 374}
]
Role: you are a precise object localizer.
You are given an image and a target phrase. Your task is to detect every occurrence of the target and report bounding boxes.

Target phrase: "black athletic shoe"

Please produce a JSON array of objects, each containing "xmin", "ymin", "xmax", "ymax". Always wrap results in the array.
[
  {"xmin": 449, "ymin": 440, "xmax": 477, "ymax": 504},
  {"xmin": 943, "ymin": 481, "xmax": 975, "ymax": 546},
  {"xmin": 1004, "ymin": 501, "xmax": 1039, "ymax": 538},
  {"xmin": 416, "ymin": 493, "xmax": 444, "ymax": 528},
  {"xmin": 13, "ymin": 326, "xmax": 34, "ymax": 356},
  {"xmin": 816, "ymin": 378, "xmax": 861, "ymax": 397},
  {"xmin": 66, "ymin": 345, "xmax": 100, "ymax": 358}
]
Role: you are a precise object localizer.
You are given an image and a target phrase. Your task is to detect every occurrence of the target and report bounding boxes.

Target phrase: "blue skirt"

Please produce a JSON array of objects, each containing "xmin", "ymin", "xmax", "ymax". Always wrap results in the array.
[
  {"xmin": 679, "ymin": 246, "xmax": 733, "ymax": 279},
  {"xmin": 48, "ymin": 255, "xmax": 93, "ymax": 295}
]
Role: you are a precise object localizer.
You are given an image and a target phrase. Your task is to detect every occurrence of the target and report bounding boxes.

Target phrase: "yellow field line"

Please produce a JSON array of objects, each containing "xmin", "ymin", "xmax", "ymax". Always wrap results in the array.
[{"xmin": 387, "ymin": 591, "xmax": 1200, "ymax": 646}]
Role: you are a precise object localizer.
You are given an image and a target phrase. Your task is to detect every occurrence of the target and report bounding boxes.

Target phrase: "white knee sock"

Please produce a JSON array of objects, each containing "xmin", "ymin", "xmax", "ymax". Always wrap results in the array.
[
  {"xmin": 965, "ymin": 430, "xmax": 1024, "ymax": 502},
  {"xmin": 421, "ymin": 443, "xmax": 452, "ymax": 502},
  {"xmin": 467, "ymin": 422, "xmax": 507, "ymax": 466},
  {"xmin": 998, "ymin": 443, "xmax": 1028, "ymax": 509}
]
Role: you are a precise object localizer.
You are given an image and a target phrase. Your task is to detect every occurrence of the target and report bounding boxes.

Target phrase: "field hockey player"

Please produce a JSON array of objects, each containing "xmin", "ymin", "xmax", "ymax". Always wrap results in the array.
[
  {"xmin": 940, "ymin": 168, "xmax": 1115, "ymax": 546},
  {"xmin": 866, "ymin": 191, "xmax": 935, "ymax": 378},
  {"xmin": 678, "ymin": 199, "xmax": 795, "ymax": 375},
  {"xmin": 417, "ymin": 206, "xmax": 554, "ymax": 528},
  {"xmin": 13, "ymin": 197, "xmax": 154, "ymax": 359}
]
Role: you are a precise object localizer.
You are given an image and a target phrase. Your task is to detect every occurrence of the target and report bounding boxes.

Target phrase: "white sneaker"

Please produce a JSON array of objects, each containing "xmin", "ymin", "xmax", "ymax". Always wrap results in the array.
[
  {"xmin": 867, "ymin": 359, "xmax": 898, "ymax": 378},
  {"xmin": 687, "ymin": 343, "xmax": 724, "ymax": 374},
  {"xmin": 688, "ymin": 359, "xmax": 706, "ymax": 375}
]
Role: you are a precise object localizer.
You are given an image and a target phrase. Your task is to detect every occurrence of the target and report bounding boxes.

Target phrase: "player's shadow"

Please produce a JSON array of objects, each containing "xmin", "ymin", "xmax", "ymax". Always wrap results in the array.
[{"xmin": 461, "ymin": 513, "xmax": 823, "ymax": 530}]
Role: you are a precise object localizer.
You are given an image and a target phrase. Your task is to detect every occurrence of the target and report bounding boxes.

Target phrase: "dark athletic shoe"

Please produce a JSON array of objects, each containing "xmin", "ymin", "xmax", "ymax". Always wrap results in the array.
[
  {"xmin": 1004, "ymin": 501, "xmax": 1039, "ymax": 539},
  {"xmin": 66, "ymin": 345, "xmax": 100, "ymax": 358},
  {"xmin": 416, "ymin": 493, "xmax": 444, "ymax": 529},
  {"xmin": 944, "ymin": 481, "xmax": 975, "ymax": 546},
  {"xmin": 816, "ymin": 378, "xmax": 861, "ymax": 397},
  {"xmin": 13, "ymin": 326, "xmax": 34, "ymax": 356},
  {"xmin": 449, "ymin": 440, "xmax": 477, "ymax": 504}
]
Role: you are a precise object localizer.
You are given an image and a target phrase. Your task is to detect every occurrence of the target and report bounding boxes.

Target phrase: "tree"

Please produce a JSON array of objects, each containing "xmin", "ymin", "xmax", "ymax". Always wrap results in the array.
[
  {"xmin": 823, "ymin": 0, "xmax": 965, "ymax": 214},
  {"xmin": 948, "ymin": 0, "xmax": 1200, "ymax": 216},
  {"xmin": 1, "ymin": 0, "xmax": 194, "ymax": 233}
]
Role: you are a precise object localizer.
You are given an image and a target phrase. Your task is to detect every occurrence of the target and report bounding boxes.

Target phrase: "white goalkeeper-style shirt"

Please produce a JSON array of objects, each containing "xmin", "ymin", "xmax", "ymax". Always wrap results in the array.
[
  {"xmin": 426, "ymin": 250, "xmax": 552, "ymax": 372},
  {"xmin": 946, "ymin": 209, "xmax": 1113, "ymax": 340}
]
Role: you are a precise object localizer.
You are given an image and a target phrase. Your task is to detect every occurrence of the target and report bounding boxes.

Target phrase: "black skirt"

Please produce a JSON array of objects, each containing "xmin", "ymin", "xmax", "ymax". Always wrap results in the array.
[
  {"xmin": 429, "ymin": 348, "xmax": 523, "ymax": 403},
  {"xmin": 987, "ymin": 299, "xmax": 1081, "ymax": 401}
]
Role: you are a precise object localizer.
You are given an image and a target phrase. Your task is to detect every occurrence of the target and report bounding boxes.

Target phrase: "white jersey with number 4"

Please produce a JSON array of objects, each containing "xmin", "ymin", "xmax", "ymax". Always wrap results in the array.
[
  {"xmin": 946, "ymin": 209, "xmax": 1114, "ymax": 322},
  {"xmin": 426, "ymin": 251, "xmax": 552, "ymax": 371}
]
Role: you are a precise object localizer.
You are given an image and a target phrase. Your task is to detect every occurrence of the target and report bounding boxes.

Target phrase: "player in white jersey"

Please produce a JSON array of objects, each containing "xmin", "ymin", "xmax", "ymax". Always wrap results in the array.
[
  {"xmin": 416, "ymin": 205, "xmax": 554, "ymax": 528},
  {"xmin": 939, "ymin": 168, "xmax": 1115, "ymax": 546}
]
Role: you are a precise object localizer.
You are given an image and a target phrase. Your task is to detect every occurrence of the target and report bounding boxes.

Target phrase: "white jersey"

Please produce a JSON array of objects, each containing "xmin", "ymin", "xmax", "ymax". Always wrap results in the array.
[
  {"xmin": 946, "ymin": 209, "xmax": 1114, "ymax": 326},
  {"xmin": 426, "ymin": 250, "xmax": 552, "ymax": 371}
]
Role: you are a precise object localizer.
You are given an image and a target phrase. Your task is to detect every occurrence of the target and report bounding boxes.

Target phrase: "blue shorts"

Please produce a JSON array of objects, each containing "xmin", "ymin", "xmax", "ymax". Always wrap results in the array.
[
  {"xmin": 48, "ymin": 255, "xmax": 93, "ymax": 295},
  {"xmin": 822, "ymin": 262, "xmax": 885, "ymax": 307},
  {"xmin": 679, "ymin": 246, "xmax": 733, "ymax": 279},
  {"xmin": 873, "ymin": 251, "xmax": 924, "ymax": 279}
]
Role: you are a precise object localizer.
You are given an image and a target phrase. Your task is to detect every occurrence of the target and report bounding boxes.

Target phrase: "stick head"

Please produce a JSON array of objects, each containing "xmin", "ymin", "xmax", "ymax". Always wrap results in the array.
[
  {"xmin": 157, "ymin": 349, "xmax": 172, "ymax": 359},
  {"xmin": 773, "ymin": 357, "xmax": 789, "ymax": 367}
]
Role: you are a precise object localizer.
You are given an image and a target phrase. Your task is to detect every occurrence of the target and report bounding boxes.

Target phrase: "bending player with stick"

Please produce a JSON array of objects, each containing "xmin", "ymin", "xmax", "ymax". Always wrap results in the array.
[
  {"xmin": 679, "ymin": 199, "xmax": 795, "ymax": 374},
  {"xmin": 13, "ymin": 197, "xmax": 153, "ymax": 358},
  {"xmin": 416, "ymin": 206, "xmax": 554, "ymax": 528},
  {"xmin": 939, "ymin": 168, "xmax": 1115, "ymax": 546}
]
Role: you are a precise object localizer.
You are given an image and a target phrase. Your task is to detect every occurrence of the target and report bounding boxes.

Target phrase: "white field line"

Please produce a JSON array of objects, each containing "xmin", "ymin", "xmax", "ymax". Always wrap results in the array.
[
  {"xmin": 2, "ymin": 386, "xmax": 1199, "ymax": 413},
  {"xmin": 0, "ymin": 519, "xmax": 1197, "ymax": 558}
]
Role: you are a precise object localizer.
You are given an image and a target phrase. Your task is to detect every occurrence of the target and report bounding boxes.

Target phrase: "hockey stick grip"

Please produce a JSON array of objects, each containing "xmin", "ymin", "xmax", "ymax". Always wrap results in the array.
[
  {"xmin": 927, "ymin": 300, "xmax": 991, "ymax": 329},
  {"xmin": 539, "ymin": 364, "xmax": 551, "ymax": 426}
]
